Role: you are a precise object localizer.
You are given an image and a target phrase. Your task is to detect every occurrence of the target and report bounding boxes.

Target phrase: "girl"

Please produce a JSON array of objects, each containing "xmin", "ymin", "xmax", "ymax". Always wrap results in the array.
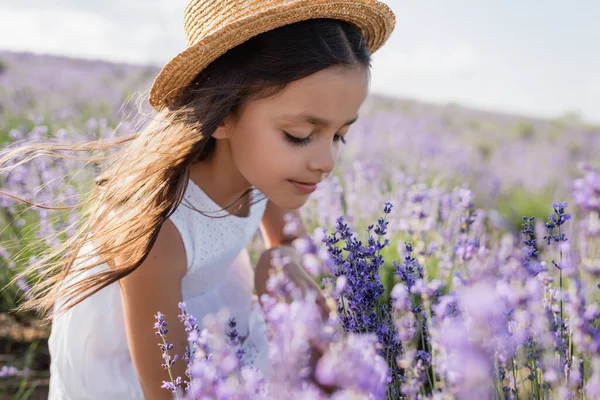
[{"xmin": 3, "ymin": 0, "xmax": 395, "ymax": 398}]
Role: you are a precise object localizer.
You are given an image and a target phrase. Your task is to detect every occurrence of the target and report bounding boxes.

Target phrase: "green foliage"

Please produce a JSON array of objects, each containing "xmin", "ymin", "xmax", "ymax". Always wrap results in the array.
[
  {"xmin": 476, "ymin": 141, "xmax": 495, "ymax": 161},
  {"xmin": 494, "ymin": 185, "xmax": 556, "ymax": 232},
  {"xmin": 515, "ymin": 121, "xmax": 536, "ymax": 141}
]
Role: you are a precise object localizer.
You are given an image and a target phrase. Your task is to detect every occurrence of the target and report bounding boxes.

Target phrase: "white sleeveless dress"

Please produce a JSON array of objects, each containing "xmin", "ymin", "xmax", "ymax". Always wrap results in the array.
[{"xmin": 48, "ymin": 179, "xmax": 271, "ymax": 399}]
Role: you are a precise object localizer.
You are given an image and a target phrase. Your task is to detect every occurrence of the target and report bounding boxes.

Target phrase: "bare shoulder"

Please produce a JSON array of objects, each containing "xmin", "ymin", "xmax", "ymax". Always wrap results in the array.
[{"xmin": 118, "ymin": 218, "xmax": 187, "ymax": 294}]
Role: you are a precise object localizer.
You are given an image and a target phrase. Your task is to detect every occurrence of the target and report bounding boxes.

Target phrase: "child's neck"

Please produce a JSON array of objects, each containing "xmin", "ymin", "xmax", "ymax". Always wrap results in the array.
[{"xmin": 188, "ymin": 142, "xmax": 253, "ymax": 217}]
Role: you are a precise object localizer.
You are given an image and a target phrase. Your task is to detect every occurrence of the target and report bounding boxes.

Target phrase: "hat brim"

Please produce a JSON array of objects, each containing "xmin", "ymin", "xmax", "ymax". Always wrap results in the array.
[{"xmin": 149, "ymin": 0, "xmax": 396, "ymax": 110}]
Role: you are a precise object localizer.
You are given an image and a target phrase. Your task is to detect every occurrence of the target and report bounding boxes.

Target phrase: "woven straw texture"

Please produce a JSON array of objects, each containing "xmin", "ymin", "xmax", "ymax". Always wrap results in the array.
[{"xmin": 149, "ymin": 0, "xmax": 396, "ymax": 110}]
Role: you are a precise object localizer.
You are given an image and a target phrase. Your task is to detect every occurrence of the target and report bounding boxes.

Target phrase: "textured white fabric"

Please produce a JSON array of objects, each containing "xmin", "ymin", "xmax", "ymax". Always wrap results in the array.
[{"xmin": 48, "ymin": 179, "xmax": 271, "ymax": 399}]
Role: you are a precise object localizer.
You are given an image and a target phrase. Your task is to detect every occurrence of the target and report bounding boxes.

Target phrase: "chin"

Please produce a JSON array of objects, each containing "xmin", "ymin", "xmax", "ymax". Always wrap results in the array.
[{"xmin": 267, "ymin": 193, "xmax": 310, "ymax": 210}]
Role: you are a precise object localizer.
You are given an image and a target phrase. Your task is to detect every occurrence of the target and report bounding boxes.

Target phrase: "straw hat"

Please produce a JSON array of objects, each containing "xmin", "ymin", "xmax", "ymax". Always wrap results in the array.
[{"xmin": 149, "ymin": 0, "xmax": 396, "ymax": 110}]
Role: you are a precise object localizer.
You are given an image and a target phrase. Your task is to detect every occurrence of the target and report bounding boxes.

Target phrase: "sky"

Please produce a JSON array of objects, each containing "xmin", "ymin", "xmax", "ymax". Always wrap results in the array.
[{"xmin": 1, "ymin": 0, "xmax": 599, "ymax": 123}]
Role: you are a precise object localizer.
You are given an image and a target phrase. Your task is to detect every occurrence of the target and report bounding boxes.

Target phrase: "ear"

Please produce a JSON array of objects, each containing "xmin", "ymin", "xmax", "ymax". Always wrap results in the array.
[
  {"xmin": 212, "ymin": 113, "xmax": 236, "ymax": 140},
  {"xmin": 212, "ymin": 125, "xmax": 229, "ymax": 140}
]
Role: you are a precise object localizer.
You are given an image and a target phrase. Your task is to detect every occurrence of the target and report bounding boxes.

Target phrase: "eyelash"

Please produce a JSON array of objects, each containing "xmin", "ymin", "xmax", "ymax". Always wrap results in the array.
[{"xmin": 283, "ymin": 132, "xmax": 346, "ymax": 147}]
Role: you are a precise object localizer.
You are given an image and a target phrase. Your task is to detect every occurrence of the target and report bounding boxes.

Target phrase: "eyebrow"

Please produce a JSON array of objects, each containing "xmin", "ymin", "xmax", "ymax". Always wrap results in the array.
[{"xmin": 277, "ymin": 113, "xmax": 359, "ymax": 128}]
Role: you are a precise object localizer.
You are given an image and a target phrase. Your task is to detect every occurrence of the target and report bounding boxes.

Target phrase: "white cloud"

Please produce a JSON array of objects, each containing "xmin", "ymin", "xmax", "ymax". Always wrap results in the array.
[
  {"xmin": 0, "ymin": 7, "xmax": 117, "ymax": 60},
  {"xmin": 0, "ymin": 5, "xmax": 182, "ymax": 64},
  {"xmin": 130, "ymin": 24, "xmax": 165, "ymax": 47}
]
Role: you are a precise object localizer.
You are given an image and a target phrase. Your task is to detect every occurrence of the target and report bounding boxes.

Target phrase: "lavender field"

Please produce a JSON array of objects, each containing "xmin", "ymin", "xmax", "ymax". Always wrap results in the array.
[{"xmin": 0, "ymin": 50, "xmax": 599, "ymax": 398}]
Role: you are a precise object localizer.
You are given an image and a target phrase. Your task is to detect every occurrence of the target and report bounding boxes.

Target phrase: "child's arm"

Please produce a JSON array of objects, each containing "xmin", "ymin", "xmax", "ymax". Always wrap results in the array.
[
  {"xmin": 117, "ymin": 219, "xmax": 189, "ymax": 399},
  {"xmin": 257, "ymin": 200, "xmax": 330, "ymax": 313},
  {"xmin": 259, "ymin": 200, "xmax": 306, "ymax": 248}
]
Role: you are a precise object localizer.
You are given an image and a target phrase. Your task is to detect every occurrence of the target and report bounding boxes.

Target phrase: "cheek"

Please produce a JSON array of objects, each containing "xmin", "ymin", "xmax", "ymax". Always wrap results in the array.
[{"xmin": 230, "ymin": 129, "xmax": 294, "ymax": 182}]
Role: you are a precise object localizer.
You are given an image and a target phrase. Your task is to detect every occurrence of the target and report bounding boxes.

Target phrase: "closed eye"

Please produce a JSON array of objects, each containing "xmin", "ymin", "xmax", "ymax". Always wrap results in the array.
[
  {"xmin": 283, "ymin": 132, "xmax": 347, "ymax": 147},
  {"xmin": 283, "ymin": 132, "xmax": 311, "ymax": 147}
]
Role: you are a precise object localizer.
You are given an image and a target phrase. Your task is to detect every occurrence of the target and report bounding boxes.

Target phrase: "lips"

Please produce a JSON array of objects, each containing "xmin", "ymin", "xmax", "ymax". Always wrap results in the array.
[
  {"xmin": 292, "ymin": 180, "xmax": 319, "ymax": 185},
  {"xmin": 288, "ymin": 179, "xmax": 319, "ymax": 193}
]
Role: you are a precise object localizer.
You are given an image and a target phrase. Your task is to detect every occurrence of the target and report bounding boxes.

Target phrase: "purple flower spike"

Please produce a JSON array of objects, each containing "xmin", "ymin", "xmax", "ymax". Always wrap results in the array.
[{"xmin": 154, "ymin": 312, "xmax": 168, "ymax": 336}]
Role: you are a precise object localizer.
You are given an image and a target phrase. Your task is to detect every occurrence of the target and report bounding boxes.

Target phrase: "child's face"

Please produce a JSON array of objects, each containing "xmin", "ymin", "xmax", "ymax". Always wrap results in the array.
[{"xmin": 223, "ymin": 65, "xmax": 369, "ymax": 210}]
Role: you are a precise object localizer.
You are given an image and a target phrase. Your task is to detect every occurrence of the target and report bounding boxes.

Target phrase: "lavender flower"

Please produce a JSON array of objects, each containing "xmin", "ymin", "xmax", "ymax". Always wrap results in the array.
[
  {"xmin": 154, "ymin": 312, "xmax": 182, "ymax": 394},
  {"xmin": 323, "ymin": 203, "xmax": 401, "ymax": 388},
  {"xmin": 0, "ymin": 365, "xmax": 30, "ymax": 378},
  {"xmin": 261, "ymin": 252, "xmax": 390, "ymax": 399},
  {"xmin": 521, "ymin": 216, "xmax": 546, "ymax": 276},
  {"xmin": 394, "ymin": 242, "xmax": 423, "ymax": 291},
  {"xmin": 544, "ymin": 202, "xmax": 572, "ymax": 246},
  {"xmin": 573, "ymin": 164, "xmax": 600, "ymax": 214},
  {"xmin": 183, "ymin": 309, "xmax": 260, "ymax": 400},
  {"xmin": 314, "ymin": 334, "xmax": 388, "ymax": 397}
]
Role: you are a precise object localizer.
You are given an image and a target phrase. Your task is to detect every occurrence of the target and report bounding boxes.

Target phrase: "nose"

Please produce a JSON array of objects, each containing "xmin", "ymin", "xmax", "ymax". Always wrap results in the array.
[{"xmin": 308, "ymin": 140, "xmax": 337, "ymax": 176}]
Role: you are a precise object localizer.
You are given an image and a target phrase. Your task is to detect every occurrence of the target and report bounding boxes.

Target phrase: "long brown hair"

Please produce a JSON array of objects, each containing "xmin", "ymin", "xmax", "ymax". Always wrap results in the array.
[{"xmin": 1, "ymin": 18, "xmax": 372, "ymax": 322}]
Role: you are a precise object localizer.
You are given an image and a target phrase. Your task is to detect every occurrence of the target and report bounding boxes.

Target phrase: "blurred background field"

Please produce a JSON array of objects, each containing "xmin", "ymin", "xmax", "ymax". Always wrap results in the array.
[{"xmin": 0, "ymin": 47, "xmax": 598, "ymax": 398}]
